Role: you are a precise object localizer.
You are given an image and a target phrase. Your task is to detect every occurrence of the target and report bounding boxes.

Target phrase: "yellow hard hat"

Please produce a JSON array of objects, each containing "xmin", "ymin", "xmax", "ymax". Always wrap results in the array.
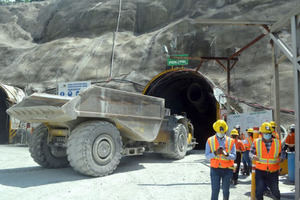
[
  {"xmin": 260, "ymin": 122, "xmax": 272, "ymax": 134},
  {"xmin": 213, "ymin": 120, "xmax": 228, "ymax": 134},
  {"xmin": 270, "ymin": 121, "xmax": 276, "ymax": 127},
  {"xmin": 230, "ymin": 129, "xmax": 239, "ymax": 136},
  {"xmin": 247, "ymin": 128, "xmax": 254, "ymax": 133}
]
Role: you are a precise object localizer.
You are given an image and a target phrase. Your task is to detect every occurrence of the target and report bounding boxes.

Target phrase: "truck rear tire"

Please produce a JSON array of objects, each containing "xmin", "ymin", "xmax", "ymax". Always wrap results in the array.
[
  {"xmin": 29, "ymin": 124, "xmax": 69, "ymax": 168},
  {"xmin": 163, "ymin": 123, "xmax": 188, "ymax": 159},
  {"xmin": 67, "ymin": 121, "xmax": 122, "ymax": 177}
]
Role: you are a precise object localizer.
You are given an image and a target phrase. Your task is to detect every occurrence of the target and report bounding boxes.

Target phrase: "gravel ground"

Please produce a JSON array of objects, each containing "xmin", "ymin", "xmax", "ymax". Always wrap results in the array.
[{"xmin": 0, "ymin": 145, "xmax": 295, "ymax": 200}]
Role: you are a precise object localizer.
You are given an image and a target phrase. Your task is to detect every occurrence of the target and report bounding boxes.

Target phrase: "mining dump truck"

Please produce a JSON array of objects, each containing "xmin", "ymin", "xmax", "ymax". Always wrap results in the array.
[{"xmin": 7, "ymin": 86, "xmax": 196, "ymax": 177}]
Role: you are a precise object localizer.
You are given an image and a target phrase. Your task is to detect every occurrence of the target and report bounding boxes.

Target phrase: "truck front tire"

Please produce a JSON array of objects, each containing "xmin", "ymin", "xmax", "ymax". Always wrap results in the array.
[
  {"xmin": 67, "ymin": 121, "xmax": 122, "ymax": 177},
  {"xmin": 29, "ymin": 124, "xmax": 69, "ymax": 168},
  {"xmin": 163, "ymin": 123, "xmax": 188, "ymax": 159}
]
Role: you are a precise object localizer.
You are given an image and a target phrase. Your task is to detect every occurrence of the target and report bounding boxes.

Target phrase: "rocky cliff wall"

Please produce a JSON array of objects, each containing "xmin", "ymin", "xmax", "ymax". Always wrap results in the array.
[{"xmin": 0, "ymin": 0, "xmax": 297, "ymax": 125}]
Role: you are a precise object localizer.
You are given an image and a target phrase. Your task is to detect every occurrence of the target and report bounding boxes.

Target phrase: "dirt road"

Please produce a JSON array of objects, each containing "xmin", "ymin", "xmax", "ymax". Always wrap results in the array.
[{"xmin": 0, "ymin": 145, "xmax": 295, "ymax": 200}]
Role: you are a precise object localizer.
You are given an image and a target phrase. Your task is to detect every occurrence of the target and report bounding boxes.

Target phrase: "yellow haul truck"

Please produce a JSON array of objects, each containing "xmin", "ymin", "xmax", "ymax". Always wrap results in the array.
[{"xmin": 7, "ymin": 86, "xmax": 196, "ymax": 177}]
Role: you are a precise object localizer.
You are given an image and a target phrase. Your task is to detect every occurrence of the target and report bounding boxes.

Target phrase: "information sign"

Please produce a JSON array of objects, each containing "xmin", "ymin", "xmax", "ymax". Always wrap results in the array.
[
  {"xmin": 58, "ymin": 81, "xmax": 91, "ymax": 97},
  {"xmin": 227, "ymin": 110, "xmax": 273, "ymax": 135},
  {"xmin": 167, "ymin": 54, "xmax": 189, "ymax": 66}
]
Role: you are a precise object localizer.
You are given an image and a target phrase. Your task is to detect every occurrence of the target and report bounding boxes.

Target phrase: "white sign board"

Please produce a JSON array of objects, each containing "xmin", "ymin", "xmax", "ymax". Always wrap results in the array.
[
  {"xmin": 227, "ymin": 110, "xmax": 273, "ymax": 135},
  {"xmin": 58, "ymin": 81, "xmax": 91, "ymax": 97},
  {"xmin": 10, "ymin": 117, "xmax": 21, "ymax": 129}
]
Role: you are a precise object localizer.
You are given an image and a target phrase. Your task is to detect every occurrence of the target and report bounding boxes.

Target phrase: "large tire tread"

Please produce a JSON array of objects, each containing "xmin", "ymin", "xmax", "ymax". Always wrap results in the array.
[
  {"xmin": 67, "ymin": 121, "xmax": 122, "ymax": 177},
  {"xmin": 29, "ymin": 124, "xmax": 69, "ymax": 168},
  {"xmin": 162, "ymin": 123, "xmax": 188, "ymax": 160}
]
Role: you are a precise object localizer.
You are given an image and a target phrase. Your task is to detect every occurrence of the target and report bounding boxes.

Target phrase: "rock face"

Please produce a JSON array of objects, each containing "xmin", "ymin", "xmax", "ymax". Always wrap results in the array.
[{"xmin": 0, "ymin": 0, "xmax": 297, "ymax": 126}]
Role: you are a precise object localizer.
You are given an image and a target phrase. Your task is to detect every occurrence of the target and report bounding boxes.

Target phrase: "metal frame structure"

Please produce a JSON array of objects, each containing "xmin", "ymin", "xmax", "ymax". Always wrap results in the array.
[
  {"xmin": 169, "ymin": 15, "xmax": 300, "ymax": 199},
  {"xmin": 269, "ymin": 6, "xmax": 300, "ymax": 199},
  {"xmin": 170, "ymin": 19, "xmax": 274, "ymax": 115}
]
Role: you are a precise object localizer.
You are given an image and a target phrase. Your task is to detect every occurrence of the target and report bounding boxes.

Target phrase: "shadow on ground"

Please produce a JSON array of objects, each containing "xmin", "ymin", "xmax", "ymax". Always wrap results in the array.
[
  {"xmin": 115, "ymin": 153, "xmax": 205, "ymax": 173},
  {"xmin": 0, "ymin": 167, "xmax": 89, "ymax": 188},
  {"xmin": 0, "ymin": 150, "xmax": 206, "ymax": 188},
  {"xmin": 237, "ymin": 179, "xmax": 252, "ymax": 185},
  {"xmin": 243, "ymin": 189, "xmax": 295, "ymax": 200},
  {"xmin": 0, "ymin": 154, "xmax": 179, "ymax": 188},
  {"xmin": 138, "ymin": 182, "xmax": 211, "ymax": 187}
]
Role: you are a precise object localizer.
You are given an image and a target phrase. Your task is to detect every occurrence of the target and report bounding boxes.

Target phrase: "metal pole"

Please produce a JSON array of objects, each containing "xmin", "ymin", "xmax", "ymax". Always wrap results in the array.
[
  {"xmin": 227, "ymin": 60, "xmax": 231, "ymax": 115},
  {"xmin": 109, "ymin": 0, "xmax": 122, "ymax": 79},
  {"xmin": 251, "ymin": 127, "xmax": 260, "ymax": 200},
  {"xmin": 291, "ymin": 15, "xmax": 300, "ymax": 200},
  {"xmin": 271, "ymin": 42, "xmax": 281, "ymax": 135}
]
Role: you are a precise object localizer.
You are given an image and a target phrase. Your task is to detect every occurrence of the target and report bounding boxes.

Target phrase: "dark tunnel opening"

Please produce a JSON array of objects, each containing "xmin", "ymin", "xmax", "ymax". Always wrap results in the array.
[
  {"xmin": 0, "ymin": 88, "xmax": 9, "ymax": 144},
  {"xmin": 144, "ymin": 69, "xmax": 217, "ymax": 149}
]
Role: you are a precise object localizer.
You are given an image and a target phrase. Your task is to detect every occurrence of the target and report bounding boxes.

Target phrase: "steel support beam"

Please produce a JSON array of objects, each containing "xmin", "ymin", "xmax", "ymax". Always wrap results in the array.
[
  {"xmin": 229, "ymin": 32, "xmax": 267, "ymax": 60},
  {"xmin": 271, "ymin": 43, "xmax": 281, "ymax": 135},
  {"xmin": 227, "ymin": 60, "xmax": 231, "ymax": 115},
  {"xmin": 269, "ymin": 33, "xmax": 294, "ymax": 64},
  {"xmin": 271, "ymin": 5, "xmax": 300, "ymax": 33},
  {"xmin": 291, "ymin": 15, "xmax": 300, "ymax": 200}
]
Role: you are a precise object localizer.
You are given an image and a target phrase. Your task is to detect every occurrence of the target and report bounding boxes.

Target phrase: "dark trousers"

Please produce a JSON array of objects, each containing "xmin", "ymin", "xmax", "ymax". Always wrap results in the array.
[
  {"xmin": 233, "ymin": 152, "xmax": 241, "ymax": 181},
  {"xmin": 210, "ymin": 167, "xmax": 233, "ymax": 200},
  {"xmin": 242, "ymin": 150, "xmax": 252, "ymax": 173},
  {"xmin": 255, "ymin": 169, "xmax": 280, "ymax": 200}
]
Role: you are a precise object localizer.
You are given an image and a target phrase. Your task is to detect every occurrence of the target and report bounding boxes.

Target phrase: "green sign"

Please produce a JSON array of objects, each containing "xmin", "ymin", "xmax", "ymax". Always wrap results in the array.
[{"xmin": 167, "ymin": 54, "xmax": 189, "ymax": 66}]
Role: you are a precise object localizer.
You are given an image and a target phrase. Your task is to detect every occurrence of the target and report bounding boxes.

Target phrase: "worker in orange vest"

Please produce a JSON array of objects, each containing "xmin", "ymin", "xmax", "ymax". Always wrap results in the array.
[
  {"xmin": 230, "ymin": 129, "xmax": 245, "ymax": 185},
  {"xmin": 284, "ymin": 124, "xmax": 295, "ymax": 152},
  {"xmin": 242, "ymin": 128, "xmax": 254, "ymax": 176},
  {"xmin": 205, "ymin": 120, "xmax": 236, "ymax": 200},
  {"xmin": 234, "ymin": 124, "xmax": 242, "ymax": 139},
  {"xmin": 270, "ymin": 121, "xmax": 280, "ymax": 139},
  {"xmin": 249, "ymin": 122, "xmax": 285, "ymax": 200}
]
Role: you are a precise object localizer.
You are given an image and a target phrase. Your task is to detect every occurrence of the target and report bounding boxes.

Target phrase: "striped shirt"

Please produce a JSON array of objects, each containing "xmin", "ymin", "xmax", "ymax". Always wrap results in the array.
[{"xmin": 249, "ymin": 139, "xmax": 286, "ymax": 160}]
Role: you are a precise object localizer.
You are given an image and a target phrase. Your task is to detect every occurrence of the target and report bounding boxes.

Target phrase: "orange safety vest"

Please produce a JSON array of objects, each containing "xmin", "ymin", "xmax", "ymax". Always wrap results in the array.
[
  {"xmin": 272, "ymin": 131, "xmax": 280, "ymax": 139},
  {"xmin": 234, "ymin": 138, "xmax": 245, "ymax": 152},
  {"xmin": 208, "ymin": 135, "xmax": 235, "ymax": 169},
  {"xmin": 254, "ymin": 138, "xmax": 281, "ymax": 172},
  {"xmin": 245, "ymin": 136, "xmax": 253, "ymax": 151}
]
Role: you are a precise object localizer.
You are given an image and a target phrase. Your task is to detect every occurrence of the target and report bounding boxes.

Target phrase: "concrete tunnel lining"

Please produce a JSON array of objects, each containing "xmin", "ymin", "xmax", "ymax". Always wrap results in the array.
[{"xmin": 144, "ymin": 69, "xmax": 217, "ymax": 149}]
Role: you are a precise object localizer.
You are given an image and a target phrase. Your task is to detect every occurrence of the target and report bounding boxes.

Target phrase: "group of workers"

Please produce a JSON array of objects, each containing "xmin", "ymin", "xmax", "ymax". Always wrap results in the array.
[{"xmin": 205, "ymin": 119, "xmax": 296, "ymax": 200}]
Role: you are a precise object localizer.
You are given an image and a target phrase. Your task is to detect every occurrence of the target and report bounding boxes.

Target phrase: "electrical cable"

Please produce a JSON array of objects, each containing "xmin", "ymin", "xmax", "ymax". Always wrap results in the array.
[
  {"xmin": 224, "ymin": 94, "xmax": 295, "ymax": 115},
  {"xmin": 109, "ymin": 0, "xmax": 122, "ymax": 79},
  {"xmin": 44, "ymin": 78, "xmax": 145, "ymax": 94}
]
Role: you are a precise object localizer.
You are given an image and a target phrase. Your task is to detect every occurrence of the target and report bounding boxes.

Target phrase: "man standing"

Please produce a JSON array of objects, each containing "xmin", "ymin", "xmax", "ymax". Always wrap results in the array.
[
  {"xmin": 250, "ymin": 122, "xmax": 285, "ymax": 200},
  {"xmin": 234, "ymin": 124, "xmax": 241, "ymax": 139},
  {"xmin": 230, "ymin": 129, "xmax": 245, "ymax": 185},
  {"xmin": 205, "ymin": 120, "xmax": 236, "ymax": 200},
  {"xmin": 242, "ymin": 128, "xmax": 254, "ymax": 176},
  {"xmin": 285, "ymin": 124, "xmax": 295, "ymax": 152}
]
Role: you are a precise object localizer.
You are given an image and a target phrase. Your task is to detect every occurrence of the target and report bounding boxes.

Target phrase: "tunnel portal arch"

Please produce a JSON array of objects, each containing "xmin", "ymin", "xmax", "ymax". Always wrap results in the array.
[{"xmin": 144, "ymin": 69, "xmax": 218, "ymax": 149}]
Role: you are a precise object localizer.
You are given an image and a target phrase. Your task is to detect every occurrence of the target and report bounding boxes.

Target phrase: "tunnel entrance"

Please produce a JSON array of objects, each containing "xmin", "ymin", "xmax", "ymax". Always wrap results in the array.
[
  {"xmin": 0, "ymin": 88, "xmax": 9, "ymax": 144},
  {"xmin": 144, "ymin": 69, "xmax": 218, "ymax": 149}
]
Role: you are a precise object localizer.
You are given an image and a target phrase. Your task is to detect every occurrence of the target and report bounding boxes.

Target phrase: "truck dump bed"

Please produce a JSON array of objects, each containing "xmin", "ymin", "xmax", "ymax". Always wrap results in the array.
[{"xmin": 7, "ymin": 86, "xmax": 165, "ymax": 142}]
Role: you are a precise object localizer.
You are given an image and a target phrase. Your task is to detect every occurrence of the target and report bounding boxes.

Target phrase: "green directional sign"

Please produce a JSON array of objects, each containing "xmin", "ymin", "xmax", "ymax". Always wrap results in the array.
[{"xmin": 167, "ymin": 54, "xmax": 189, "ymax": 66}]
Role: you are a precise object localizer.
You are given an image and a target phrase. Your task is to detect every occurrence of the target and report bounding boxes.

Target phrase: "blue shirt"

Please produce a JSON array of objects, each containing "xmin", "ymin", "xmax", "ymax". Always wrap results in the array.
[{"xmin": 205, "ymin": 135, "xmax": 236, "ymax": 160}]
